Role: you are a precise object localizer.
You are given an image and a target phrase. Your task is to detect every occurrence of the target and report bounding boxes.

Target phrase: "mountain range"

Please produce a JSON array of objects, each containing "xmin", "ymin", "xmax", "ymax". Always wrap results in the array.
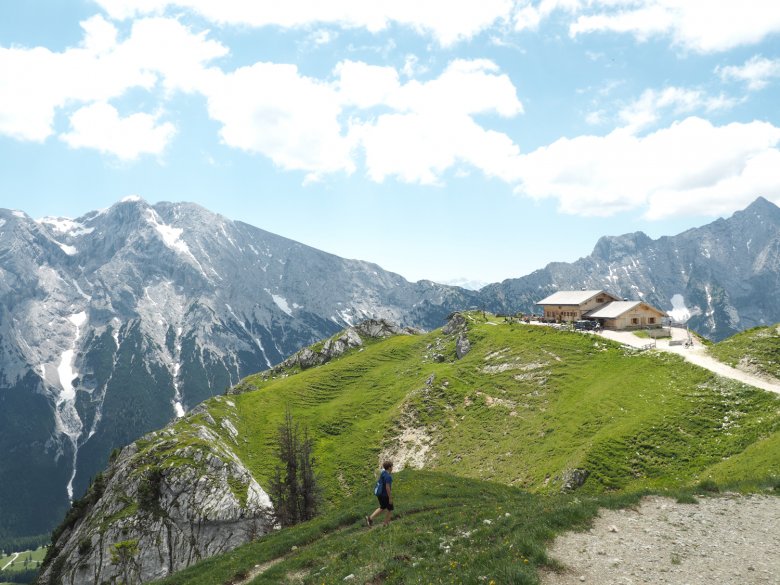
[
  {"xmin": 482, "ymin": 196, "xmax": 780, "ymax": 340},
  {"xmin": 0, "ymin": 197, "xmax": 476, "ymax": 543},
  {"xmin": 1, "ymin": 195, "xmax": 779, "ymax": 543}
]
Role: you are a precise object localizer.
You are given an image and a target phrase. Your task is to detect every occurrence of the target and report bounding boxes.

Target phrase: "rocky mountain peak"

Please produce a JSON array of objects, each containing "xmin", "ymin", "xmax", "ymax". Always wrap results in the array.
[
  {"xmin": 0, "ymin": 199, "xmax": 478, "ymax": 543},
  {"xmin": 591, "ymin": 231, "xmax": 653, "ymax": 262}
]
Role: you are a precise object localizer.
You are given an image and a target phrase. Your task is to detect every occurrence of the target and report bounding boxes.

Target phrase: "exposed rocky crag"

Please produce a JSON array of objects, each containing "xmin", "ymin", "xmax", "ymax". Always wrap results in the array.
[
  {"xmin": 37, "ymin": 397, "xmax": 274, "ymax": 585},
  {"xmin": 482, "ymin": 197, "xmax": 780, "ymax": 342},
  {"xmin": 233, "ymin": 318, "xmax": 420, "ymax": 388},
  {"xmin": 0, "ymin": 198, "xmax": 476, "ymax": 540}
]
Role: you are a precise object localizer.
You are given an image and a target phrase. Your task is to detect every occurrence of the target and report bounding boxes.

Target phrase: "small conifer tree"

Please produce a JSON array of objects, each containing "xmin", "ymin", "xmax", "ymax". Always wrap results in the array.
[{"xmin": 269, "ymin": 406, "xmax": 320, "ymax": 527}]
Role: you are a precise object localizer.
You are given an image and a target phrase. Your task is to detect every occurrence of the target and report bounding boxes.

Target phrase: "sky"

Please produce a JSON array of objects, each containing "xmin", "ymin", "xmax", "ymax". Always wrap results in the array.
[{"xmin": 1, "ymin": 1, "xmax": 780, "ymax": 287}]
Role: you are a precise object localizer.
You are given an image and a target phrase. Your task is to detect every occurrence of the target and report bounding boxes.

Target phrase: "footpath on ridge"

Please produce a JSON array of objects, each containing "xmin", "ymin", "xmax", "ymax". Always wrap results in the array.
[{"xmin": 597, "ymin": 327, "xmax": 780, "ymax": 396}]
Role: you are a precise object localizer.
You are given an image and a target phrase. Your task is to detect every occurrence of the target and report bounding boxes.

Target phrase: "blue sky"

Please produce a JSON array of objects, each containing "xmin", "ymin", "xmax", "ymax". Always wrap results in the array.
[{"xmin": 2, "ymin": 1, "xmax": 779, "ymax": 286}]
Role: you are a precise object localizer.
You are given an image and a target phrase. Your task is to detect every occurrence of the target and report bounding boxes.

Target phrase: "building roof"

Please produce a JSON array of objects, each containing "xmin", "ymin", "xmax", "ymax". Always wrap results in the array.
[
  {"xmin": 585, "ymin": 301, "xmax": 666, "ymax": 319},
  {"xmin": 536, "ymin": 290, "xmax": 616, "ymax": 306}
]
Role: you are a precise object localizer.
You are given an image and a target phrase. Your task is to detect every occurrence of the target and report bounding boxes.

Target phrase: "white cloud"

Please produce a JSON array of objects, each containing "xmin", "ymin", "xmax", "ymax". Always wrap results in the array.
[
  {"xmin": 201, "ymin": 63, "xmax": 357, "ymax": 178},
  {"xmin": 717, "ymin": 55, "xmax": 780, "ymax": 91},
  {"xmin": 347, "ymin": 59, "xmax": 524, "ymax": 184},
  {"xmin": 309, "ymin": 29, "xmax": 338, "ymax": 46},
  {"xmin": 618, "ymin": 86, "xmax": 738, "ymax": 133},
  {"xmin": 197, "ymin": 58, "xmax": 525, "ymax": 183},
  {"xmin": 94, "ymin": 0, "xmax": 516, "ymax": 46},
  {"xmin": 401, "ymin": 54, "xmax": 428, "ymax": 78},
  {"xmin": 335, "ymin": 61, "xmax": 401, "ymax": 108},
  {"xmin": 514, "ymin": 0, "xmax": 582, "ymax": 31},
  {"xmin": 60, "ymin": 102, "xmax": 176, "ymax": 159},
  {"xmin": 513, "ymin": 117, "xmax": 780, "ymax": 219},
  {"xmin": 0, "ymin": 15, "xmax": 226, "ymax": 143},
  {"xmin": 569, "ymin": 1, "xmax": 780, "ymax": 53},
  {"xmin": 511, "ymin": 1, "xmax": 780, "ymax": 53},
  {"xmin": 358, "ymin": 112, "xmax": 522, "ymax": 184}
]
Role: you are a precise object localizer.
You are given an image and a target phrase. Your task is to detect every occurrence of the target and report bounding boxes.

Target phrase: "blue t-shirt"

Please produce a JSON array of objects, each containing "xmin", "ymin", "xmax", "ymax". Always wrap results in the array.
[{"xmin": 378, "ymin": 469, "xmax": 392, "ymax": 496}]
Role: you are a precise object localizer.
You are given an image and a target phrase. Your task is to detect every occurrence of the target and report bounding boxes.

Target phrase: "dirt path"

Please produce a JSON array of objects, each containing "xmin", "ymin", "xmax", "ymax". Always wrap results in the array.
[
  {"xmin": 1, "ymin": 552, "xmax": 20, "ymax": 570},
  {"xmin": 597, "ymin": 328, "xmax": 780, "ymax": 396},
  {"xmin": 540, "ymin": 494, "xmax": 780, "ymax": 585},
  {"xmin": 232, "ymin": 557, "xmax": 284, "ymax": 585}
]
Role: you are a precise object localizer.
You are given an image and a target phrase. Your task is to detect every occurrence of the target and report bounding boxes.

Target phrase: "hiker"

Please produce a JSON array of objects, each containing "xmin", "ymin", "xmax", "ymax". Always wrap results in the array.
[{"xmin": 366, "ymin": 460, "xmax": 394, "ymax": 527}]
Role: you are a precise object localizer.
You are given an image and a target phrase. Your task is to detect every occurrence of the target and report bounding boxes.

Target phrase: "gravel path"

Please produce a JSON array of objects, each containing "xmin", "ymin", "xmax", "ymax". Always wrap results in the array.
[
  {"xmin": 597, "ymin": 328, "xmax": 780, "ymax": 396},
  {"xmin": 1, "ymin": 552, "xmax": 20, "ymax": 570},
  {"xmin": 540, "ymin": 494, "xmax": 780, "ymax": 585}
]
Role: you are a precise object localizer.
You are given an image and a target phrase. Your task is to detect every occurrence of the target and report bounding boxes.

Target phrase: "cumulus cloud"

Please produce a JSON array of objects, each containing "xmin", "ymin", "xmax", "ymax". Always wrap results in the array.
[
  {"xmin": 512, "ymin": 1, "xmax": 780, "ymax": 53},
  {"xmin": 343, "ymin": 59, "xmax": 524, "ymax": 184},
  {"xmin": 618, "ymin": 86, "xmax": 738, "ymax": 133},
  {"xmin": 195, "ymin": 58, "xmax": 525, "ymax": 183},
  {"xmin": 569, "ymin": 0, "xmax": 780, "ymax": 53},
  {"xmin": 717, "ymin": 55, "xmax": 780, "ymax": 91},
  {"xmin": 513, "ymin": 117, "xmax": 780, "ymax": 219},
  {"xmin": 60, "ymin": 102, "xmax": 176, "ymax": 159},
  {"xmin": 1, "ymin": 7, "xmax": 525, "ymax": 179},
  {"xmin": 201, "ymin": 63, "xmax": 357, "ymax": 179},
  {"xmin": 0, "ymin": 15, "xmax": 225, "ymax": 144},
  {"xmin": 94, "ymin": 0, "xmax": 516, "ymax": 46},
  {"xmin": 514, "ymin": 0, "xmax": 582, "ymax": 31}
]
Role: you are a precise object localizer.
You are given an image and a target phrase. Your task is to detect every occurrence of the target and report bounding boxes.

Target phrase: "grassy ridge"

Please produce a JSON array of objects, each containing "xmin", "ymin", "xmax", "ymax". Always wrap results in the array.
[
  {"xmin": 205, "ymin": 316, "xmax": 779, "ymax": 500},
  {"xmin": 708, "ymin": 324, "xmax": 780, "ymax": 380},
  {"xmin": 150, "ymin": 314, "xmax": 779, "ymax": 584}
]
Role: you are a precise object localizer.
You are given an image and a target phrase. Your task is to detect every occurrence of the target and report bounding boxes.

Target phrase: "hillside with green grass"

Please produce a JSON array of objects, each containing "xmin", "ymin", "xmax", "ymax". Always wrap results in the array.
[
  {"xmin": 152, "ymin": 470, "xmax": 650, "ymax": 585},
  {"xmin": 708, "ymin": 323, "xmax": 780, "ymax": 380},
  {"xmin": 43, "ymin": 313, "xmax": 780, "ymax": 584},
  {"xmin": 211, "ymin": 313, "xmax": 779, "ymax": 498}
]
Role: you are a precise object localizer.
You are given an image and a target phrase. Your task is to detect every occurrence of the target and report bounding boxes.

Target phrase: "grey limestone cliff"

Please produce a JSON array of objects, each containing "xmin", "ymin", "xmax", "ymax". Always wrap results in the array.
[{"xmin": 37, "ymin": 396, "xmax": 273, "ymax": 585}]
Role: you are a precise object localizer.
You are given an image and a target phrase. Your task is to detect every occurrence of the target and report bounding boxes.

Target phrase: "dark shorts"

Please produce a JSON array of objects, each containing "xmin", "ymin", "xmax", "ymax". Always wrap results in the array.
[{"xmin": 377, "ymin": 494, "xmax": 394, "ymax": 511}]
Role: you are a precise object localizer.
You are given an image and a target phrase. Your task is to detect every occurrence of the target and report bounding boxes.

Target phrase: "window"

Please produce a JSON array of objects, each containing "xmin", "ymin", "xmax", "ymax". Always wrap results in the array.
[
  {"xmin": 648, "ymin": 317, "xmax": 655, "ymax": 324},
  {"xmin": 631, "ymin": 318, "xmax": 639, "ymax": 325}
]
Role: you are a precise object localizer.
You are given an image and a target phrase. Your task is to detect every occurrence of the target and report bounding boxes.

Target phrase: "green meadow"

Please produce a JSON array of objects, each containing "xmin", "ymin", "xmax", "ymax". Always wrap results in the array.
[
  {"xmin": 106, "ymin": 313, "xmax": 780, "ymax": 584},
  {"xmin": 708, "ymin": 324, "xmax": 780, "ymax": 380},
  {"xmin": 0, "ymin": 545, "xmax": 46, "ymax": 584}
]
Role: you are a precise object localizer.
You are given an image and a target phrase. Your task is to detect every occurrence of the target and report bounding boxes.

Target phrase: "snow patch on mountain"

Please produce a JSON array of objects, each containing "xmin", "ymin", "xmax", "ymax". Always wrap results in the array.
[
  {"xmin": 668, "ymin": 294, "xmax": 693, "ymax": 323},
  {"xmin": 37, "ymin": 217, "xmax": 95, "ymax": 237},
  {"xmin": 57, "ymin": 242, "xmax": 78, "ymax": 256},
  {"xmin": 150, "ymin": 217, "xmax": 190, "ymax": 255},
  {"xmin": 265, "ymin": 289, "xmax": 293, "ymax": 316},
  {"xmin": 55, "ymin": 311, "xmax": 87, "ymax": 501},
  {"xmin": 57, "ymin": 312, "xmax": 87, "ymax": 400}
]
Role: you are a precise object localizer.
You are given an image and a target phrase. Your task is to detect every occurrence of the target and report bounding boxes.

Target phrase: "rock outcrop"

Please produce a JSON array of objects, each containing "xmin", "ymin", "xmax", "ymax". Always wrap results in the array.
[
  {"xmin": 455, "ymin": 335, "xmax": 471, "ymax": 359},
  {"xmin": 233, "ymin": 319, "xmax": 420, "ymax": 389},
  {"xmin": 37, "ymin": 397, "xmax": 274, "ymax": 585}
]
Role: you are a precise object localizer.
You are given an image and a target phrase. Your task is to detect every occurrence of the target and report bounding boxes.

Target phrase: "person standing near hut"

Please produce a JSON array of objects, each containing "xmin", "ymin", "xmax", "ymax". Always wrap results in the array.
[{"xmin": 366, "ymin": 461, "xmax": 394, "ymax": 527}]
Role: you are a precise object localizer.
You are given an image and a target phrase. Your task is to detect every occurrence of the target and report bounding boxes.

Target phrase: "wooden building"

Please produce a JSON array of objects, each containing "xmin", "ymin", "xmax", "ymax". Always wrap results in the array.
[
  {"xmin": 536, "ymin": 290, "xmax": 621, "ymax": 322},
  {"xmin": 536, "ymin": 289, "xmax": 667, "ymax": 330},
  {"xmin": 584, "ymin": 301, "xmax": 666, "ymax": 330}
]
